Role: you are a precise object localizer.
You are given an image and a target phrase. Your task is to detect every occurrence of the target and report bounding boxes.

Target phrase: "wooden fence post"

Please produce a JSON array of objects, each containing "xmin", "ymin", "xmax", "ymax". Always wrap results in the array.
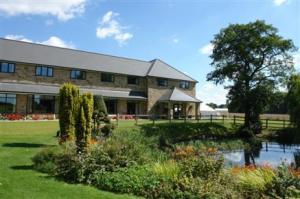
[
  {"xmin": 116, "ymin": 113, "xmax": 119, "ymax": 127},
  {"xmin": 266, "ymin": 119, "xmax": 269, "ymax": 129},
  {"xmin": 197, "ymin": 115, "xmax": 199, "ymax": 123},
  {"xmin": 210, "ymin": 115, "xmax": 213, "ymax": 123},
  {"xmin": 135, "ymin": 113, "xmax": 138, "ymax": 125},
  {"xmin": 233, "ymin": 115, "xmax": 236, "ymax": 125},
  {"xmin": 222, "ymin": 115, "xmax": 225, "ymax": 123},
  {"xmin": 152, "ymin": 115, "xmax": 155, "ymax": 125}
]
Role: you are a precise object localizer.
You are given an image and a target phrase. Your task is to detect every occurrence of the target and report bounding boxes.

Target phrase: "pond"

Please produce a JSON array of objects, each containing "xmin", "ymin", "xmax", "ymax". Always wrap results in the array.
[{"xmin": 223, "ymin": 141, "xmax": 300, "ymax": 167}]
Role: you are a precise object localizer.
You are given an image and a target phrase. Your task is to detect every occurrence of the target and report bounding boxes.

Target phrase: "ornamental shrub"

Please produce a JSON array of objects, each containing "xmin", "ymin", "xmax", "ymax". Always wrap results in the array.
[
  {"xmin": 58, "ymin": 83, "xmax": 80, "ymax": 142},
  {"xmin": 75, "ymin": 93, "xmax": 93, "ymax": 151}
]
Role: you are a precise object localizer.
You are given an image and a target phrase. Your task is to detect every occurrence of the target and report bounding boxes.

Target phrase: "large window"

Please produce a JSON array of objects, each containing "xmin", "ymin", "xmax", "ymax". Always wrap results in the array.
[
  {"xmin": 127, "ymin": 102, "xmax": 137, "ymax": 115},
  {"xmin": 0, "ymin": 93, "xmax": 16, "ymax": 113},
  {"xmin": 101, "ymin": 73, "xmax": 114, "ymax": 82},
  {"xmin": 70, "ymin": 70, "xmax": 86, "ymax": 80},
  {"xmin": 0, "ymin": 62, "xmax": 15, "ymax": 73},
  {"xmin": 105, "ymin": 99, "xmax": 117, "ymax": 114},
  {"xmin": 157, "ymin": 78, "xmax": 168, "ymax": 87},
  {"xmin": 32, "ymin": 95, "xmax": 55, "ymax": 113},
  {"xmin": 127, "ymin": 76, "xmax": 139, "ymax": 85},
  {"xmin": 36, "ymin": 66, "xmax": 53, "ymax": 77},
  {"xmin": 179, "ymin": 81, "xmax": 190, "ymax": 89}
]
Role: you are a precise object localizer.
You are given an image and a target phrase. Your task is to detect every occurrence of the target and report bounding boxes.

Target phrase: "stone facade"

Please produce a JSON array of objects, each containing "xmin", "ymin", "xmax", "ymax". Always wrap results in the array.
[
  {"xmin": 1, "ymin": 62, "xmax": 198, "ymax": 116},
  {"xmin": 0, "ymin": 63, "xmax": 147, "ymax": 92},
  {"xmin": 146, "ymin": 77, "xmax": 196, "ymax": 116}
]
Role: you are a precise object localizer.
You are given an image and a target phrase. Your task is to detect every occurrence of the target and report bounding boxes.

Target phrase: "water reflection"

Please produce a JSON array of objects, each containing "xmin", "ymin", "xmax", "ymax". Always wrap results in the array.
[{"xmin": 224, "ymin": 141, "xmax": 300, "ymax": 167}]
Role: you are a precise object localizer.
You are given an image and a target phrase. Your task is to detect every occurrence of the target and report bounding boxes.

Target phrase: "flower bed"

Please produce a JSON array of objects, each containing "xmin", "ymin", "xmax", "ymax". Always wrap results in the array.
[{"xmin": 0, "ymin": 113, "xmax": 57, "ymax": 121}]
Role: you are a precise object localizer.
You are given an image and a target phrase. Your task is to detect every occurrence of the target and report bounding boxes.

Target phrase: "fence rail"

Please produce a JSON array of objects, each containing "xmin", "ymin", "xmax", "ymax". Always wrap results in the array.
[{"xmin": 111, "ymin": 114, "xmax": 292, "ymax": 130}]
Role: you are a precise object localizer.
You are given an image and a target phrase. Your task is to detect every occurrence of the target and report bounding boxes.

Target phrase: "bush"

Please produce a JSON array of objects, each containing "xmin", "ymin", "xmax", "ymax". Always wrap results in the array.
[
  {"xmin": 141, "ymin": 122, "xmax": 234, "ymax": 144},
  {"xmin": 92, "ymin": 165, "xmax": 163, "ymax": 197},
  {"xmin": 273, "ymin": 164, "xmax": 300, "ymax": 198},
  {"xmin": 32, "ymin": 147, "xmax": 60, "ymax": 173},
  {"xmin": 232, "ymin": 165, "xmax": 275, "ymax": 197},
  {"xmin": 75, "ymin": 93, "xmax": 93, "ymax": 151},
  {"xmin": 58, "ymin": 83, "xmax": 80, "ymax": 142}
]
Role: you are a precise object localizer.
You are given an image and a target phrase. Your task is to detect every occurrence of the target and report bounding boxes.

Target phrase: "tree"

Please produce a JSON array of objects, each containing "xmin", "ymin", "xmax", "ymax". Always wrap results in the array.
[
  {"xmin": 75, "ymin": 93, "xmax": 93, "ymax": 151},
  {"xmin": 287, "ymin": 75, "xmax": 300, "ymax": 129},
  {"xmin": 92, "ymin": 95, "xmax": 112, "ymax": 138},
  {"xmin": 58, "ymin": 83, "xmax": 80, "ymax": 142},
  {"xmin": 207, "ymin": 103, "xmax": 218, "ymax": 109},
  {"xmin": 207, "ymin": 20, "xmax": 296, "ymax": 136},
  {"xmin": 264, "ymin": 92, "xmax": 288, "ymax": 114}
]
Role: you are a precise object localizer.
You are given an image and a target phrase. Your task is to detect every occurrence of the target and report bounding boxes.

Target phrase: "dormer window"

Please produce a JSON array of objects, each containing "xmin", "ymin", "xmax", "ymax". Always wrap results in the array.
[
  {"xmin": 157, "ymin": 78, "xmax": 168, "ymax": 87},
  {"xmin": 179, "ymin": 81, "xmax": 190, "ymax": 89},
  {"xmin": 70, "ymin": 70, "xmax": 86, "ymax": 80},
  {"xmin": 101, "ymin": 73, "xmax": 114, "ymax": 82},
  {"xmin": 36, "ymin": 66, "xmax": 53, "ymax": 77}
]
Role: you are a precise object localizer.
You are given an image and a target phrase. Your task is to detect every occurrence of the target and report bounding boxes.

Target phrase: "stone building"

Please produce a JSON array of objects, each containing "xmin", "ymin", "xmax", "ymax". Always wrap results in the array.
[{"xmin": 0, "ymin": 38, "xmax": 201, "ymax": 118}]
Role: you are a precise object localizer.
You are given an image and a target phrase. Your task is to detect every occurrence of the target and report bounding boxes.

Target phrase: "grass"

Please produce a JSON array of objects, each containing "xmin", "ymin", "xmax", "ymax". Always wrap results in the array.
[{"xmin": 0, "ymin": 121, "xmax": 138, "ymax": 199}]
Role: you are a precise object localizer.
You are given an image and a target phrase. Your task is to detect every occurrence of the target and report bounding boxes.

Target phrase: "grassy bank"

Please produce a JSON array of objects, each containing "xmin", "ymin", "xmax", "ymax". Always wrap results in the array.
[{"xmin": 0, "ymin": 121, "xmax": 137, "ymax": 199}]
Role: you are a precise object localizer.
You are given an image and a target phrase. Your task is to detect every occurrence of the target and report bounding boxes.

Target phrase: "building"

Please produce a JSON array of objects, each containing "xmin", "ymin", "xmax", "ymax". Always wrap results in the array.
[{"xmin": 0, "ymin": 38, "xmax": 201, "ymax": 118}]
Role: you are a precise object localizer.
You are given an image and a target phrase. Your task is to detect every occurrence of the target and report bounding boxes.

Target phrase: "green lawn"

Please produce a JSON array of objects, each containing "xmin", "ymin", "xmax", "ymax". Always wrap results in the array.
[{"xmin": 0, "ymin": 121, "xmax": 137, "ymax": 199}]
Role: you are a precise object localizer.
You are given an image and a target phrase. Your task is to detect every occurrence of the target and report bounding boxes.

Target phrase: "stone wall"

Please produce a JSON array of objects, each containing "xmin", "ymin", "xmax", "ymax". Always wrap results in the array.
[
  {"xmin": 146, "ymin": 77, "xmax": 196, "ymax": 114},
  {"xmin": 0, "ymin": 63, "xmax": 147, "ymax": 92}
]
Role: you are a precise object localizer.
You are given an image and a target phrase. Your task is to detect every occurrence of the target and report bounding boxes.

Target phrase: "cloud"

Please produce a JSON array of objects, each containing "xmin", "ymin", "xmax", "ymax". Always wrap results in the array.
[
  {"xmin": 0, "ymin": 0, "xmax": 86, "ymax": 21},
  {"xmin": 273, "ymin": 0, "xmax": 288, "ymax": 6},
  {"xmin": 196, "ymin": 82, "xmax": 228, "ymax": 105},
  {"xmin": 96, "ymin": 11, "xmax": 133, "ymax": 46},
  {"xmin": 4, "ymin": 35, "xmax": 75, "ymax": 48},
  {"xmin": 199, "ymin": 43, "xmax": 214, "ymax": 55}
]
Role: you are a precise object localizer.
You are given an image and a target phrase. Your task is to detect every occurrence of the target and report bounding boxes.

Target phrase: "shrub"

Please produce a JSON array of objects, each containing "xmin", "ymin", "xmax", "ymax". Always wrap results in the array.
[
  {"xmin": 58, "ymin": 83, "xmax": 80, "ymax": 142},
  {"xmin": 273, "ymin": 164, "xmax": 300, "ymax": 198},
  {"xmin": 141, "ymin": 122, "xmax": 234, "ymax": 144},
  {"xmin": 75, "ymin": 93, "xmax": 93, "ymax": 151},
  {"xmin": 152, "ymin": 160, "xmax": 180, "ymax": 180},
  {"xmin": 232, "ymin": 165, "xmax": 275, "ymax": 197},
  {"xmin": 177, "ymin": 149, "xmax": 224, "ymax": 180},
  {"xmin": 32, "ymin": 147, "xmax": 60, "ymax": 173},
  {"xmin": 92, "ymin": 165, "xmax": 163, "ymax": 197}
]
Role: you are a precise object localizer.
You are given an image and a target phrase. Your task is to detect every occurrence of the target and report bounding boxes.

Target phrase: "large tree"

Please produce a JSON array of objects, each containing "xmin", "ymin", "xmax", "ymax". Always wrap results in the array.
[
  {"xmin": 287, "ymin": 75, "xmax": 300, "ymax": 129},
  {"xmin": 207, "ymin": 20, "xmax": 296, "ymax": 136}
]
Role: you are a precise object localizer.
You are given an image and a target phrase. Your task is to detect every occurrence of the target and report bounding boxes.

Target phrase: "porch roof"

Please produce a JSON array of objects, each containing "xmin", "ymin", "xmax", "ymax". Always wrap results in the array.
[
  {"xmin": 0, "ymin": 82, "xmax": 147, "ymax": 100},
  {"xmin": 158, "ymin": 87, "xmax": 201, "ymax": 103}
]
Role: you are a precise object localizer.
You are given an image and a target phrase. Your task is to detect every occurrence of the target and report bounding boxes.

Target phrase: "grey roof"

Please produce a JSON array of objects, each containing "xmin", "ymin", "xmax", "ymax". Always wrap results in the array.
[
  {"xmin": 0, "ymin": 38, "xmax": 197, "ymax": 82},
  {"xmin": 148, "ymin": 59, "xmax": 197, "ymax": 82},
  {"xmin": 0, "ymin": 82, "xmax": 147, "ymax": 100},
  {"xmin": 158, "ymin": 87, "xmax": 201, "ymax": 103}
]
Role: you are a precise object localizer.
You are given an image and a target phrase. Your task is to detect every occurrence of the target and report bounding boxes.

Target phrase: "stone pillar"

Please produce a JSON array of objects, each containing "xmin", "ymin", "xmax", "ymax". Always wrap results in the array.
[
  {"xmin": 195, "ymin": 102, "xmax": 200, "ymax": 119},
  {"xmin": 168, "ymin": 101, "xmax": 173, "ymax": 119},
  {"xmin": 16, "ymin": 94, "xmax": 28, "ymax": 114}
]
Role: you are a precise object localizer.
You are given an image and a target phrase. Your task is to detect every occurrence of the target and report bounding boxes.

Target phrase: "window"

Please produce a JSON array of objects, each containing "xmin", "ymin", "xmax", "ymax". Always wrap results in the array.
[
  {"xmin": 127, "ymin": 76, "xmax": 139, "ymax": 85},
  {"xmin": 105, "ymin": 99, "xmax": 117, "ymax": 114},
  {"xmin": 36, "ymin": 66, "xmax": 53, "ymax": 77},
  {"xmin": 101, "ymin": 73, "xmax": 114, "ymax": 82},
  {"xmin": 0, "ymin": 62, "xmax": 15, "ymax": 73},
  {"xmin": 157, "ymin": 78, "xmax": 168, "ymax": 87},
  {"xmin": 32, "ymin": 95, "xmax": 55, "ymax": 113},
  {"xmin": 71, "ymin": 70, "xmax": 86, "ymax": 80},
  {"xmin": 179, "ymin": 81, "xmax": 190, "ymax": 89},
  {"xmin": 127, "ymin": 102, "xmax": 136, "ymax": 114},
  {"xmin": 0, "ymin": 93, "xmax": 16, "ymax": 113}
]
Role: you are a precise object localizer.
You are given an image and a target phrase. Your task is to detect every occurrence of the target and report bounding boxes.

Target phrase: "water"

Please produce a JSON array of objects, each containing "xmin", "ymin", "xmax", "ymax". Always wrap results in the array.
[{"xmin": 223, "ymin": 142, "xmax": 300, "ymax": 167}]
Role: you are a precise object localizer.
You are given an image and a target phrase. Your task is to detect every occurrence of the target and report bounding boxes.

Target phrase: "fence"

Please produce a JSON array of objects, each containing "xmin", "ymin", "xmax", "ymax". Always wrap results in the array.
[{"xmin": 112, "ymin": 113, "xmax": 292, "ymax": 130}]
